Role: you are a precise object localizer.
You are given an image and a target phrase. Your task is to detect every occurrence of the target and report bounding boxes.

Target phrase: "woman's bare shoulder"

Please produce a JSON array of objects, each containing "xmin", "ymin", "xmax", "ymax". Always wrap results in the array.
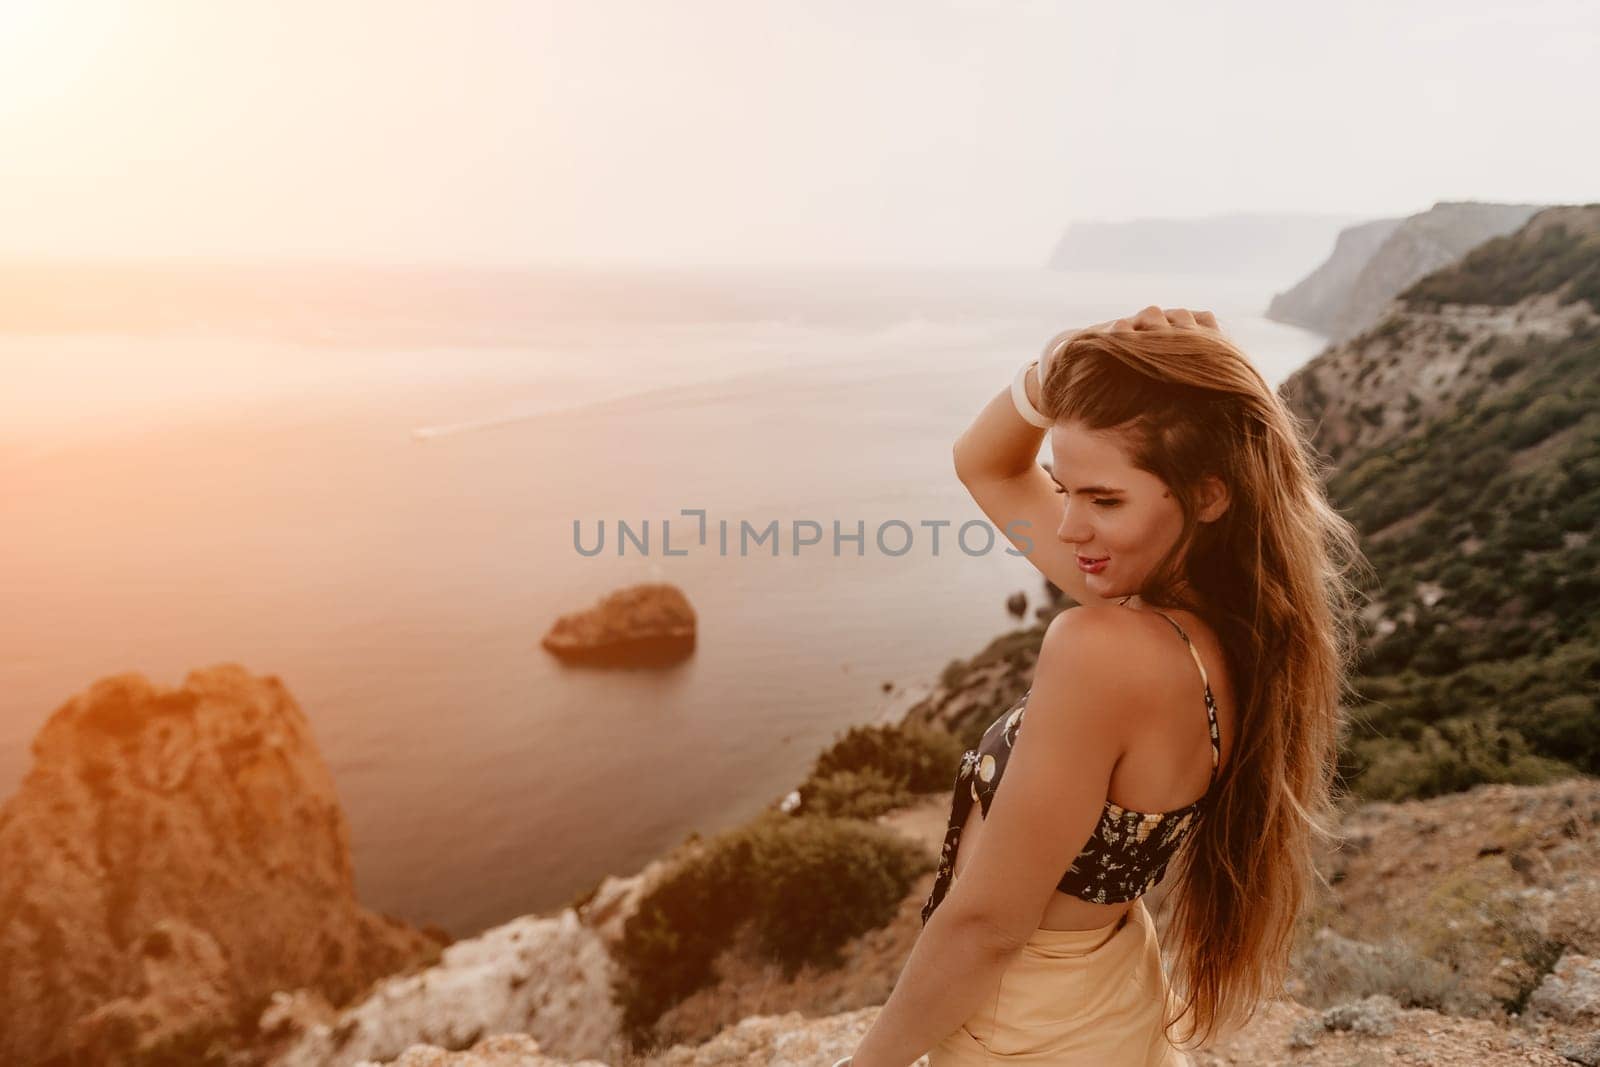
[
  {"xmin": 1043, "ymin": 602, "xmax": 1172, "ymax": 644},
  {"xmin": 1041, "ymin": 604, "xmax": 1211, "ymax": 690}
]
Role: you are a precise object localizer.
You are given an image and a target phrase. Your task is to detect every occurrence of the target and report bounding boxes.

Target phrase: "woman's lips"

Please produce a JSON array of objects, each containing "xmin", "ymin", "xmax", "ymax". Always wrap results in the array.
[{"xmin": 1077, "ymin": 554, "xmax": 1108, "ymax": 574}]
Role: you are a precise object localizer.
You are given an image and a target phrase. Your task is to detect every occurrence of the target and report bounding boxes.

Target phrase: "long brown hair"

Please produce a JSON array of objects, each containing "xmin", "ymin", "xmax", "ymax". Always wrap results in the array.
[{"xmin": 1037, "ymin": 324, "xmax": 1371, "ymax": 1049}]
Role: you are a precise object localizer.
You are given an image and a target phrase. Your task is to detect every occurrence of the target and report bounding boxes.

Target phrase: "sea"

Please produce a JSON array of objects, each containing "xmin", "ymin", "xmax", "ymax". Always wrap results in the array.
[{"xmin": 0, "ymin": 261, "xmax": 1328, "ymax": 936}]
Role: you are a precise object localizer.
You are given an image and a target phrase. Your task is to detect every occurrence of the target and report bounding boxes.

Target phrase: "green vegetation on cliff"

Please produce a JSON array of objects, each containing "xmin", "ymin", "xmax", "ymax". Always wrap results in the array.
[
  {"xmin": 1289, "ymin": 206, "xmax": 1600, "ymax": 802},
  {"xmin": 1401, "ymin": 215, "xmax": 1600, "ymax": 313},
  {"xmin": 611, "ymin": 812, "xmax": 928, "ymax": 1049}
]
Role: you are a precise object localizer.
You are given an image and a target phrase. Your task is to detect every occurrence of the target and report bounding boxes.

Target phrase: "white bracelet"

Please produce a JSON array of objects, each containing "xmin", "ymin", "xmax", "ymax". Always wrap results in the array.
[
  {"xmin": 1010, "ymin": 359, "xmax": 1053, "ymax": 429},
  {"xmin": 830, "ymin": 1058, "xmax": 854, "ymax": 1067}
]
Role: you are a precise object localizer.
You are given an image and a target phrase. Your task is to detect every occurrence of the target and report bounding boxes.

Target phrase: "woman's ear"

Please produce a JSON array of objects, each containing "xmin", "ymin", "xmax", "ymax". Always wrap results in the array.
[{"xmin": 1197, "ymin": 475, "xmax": 1230, "ymax": 523}]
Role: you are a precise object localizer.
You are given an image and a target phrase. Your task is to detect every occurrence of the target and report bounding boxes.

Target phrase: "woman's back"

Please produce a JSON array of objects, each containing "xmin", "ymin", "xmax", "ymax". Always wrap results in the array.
[{"xmin": 931, "ymin": 603, "xmax": 1235, "ymax": 933}]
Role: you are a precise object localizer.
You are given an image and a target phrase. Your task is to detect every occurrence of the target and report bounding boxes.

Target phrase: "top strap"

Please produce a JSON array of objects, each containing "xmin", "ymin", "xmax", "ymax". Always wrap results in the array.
[
  {"xmin": 1150, "ymin": 609, "xmax": 1222, "ymax": 784},
  {"xmin": 1151, "ymin": 610, "xmax": 1211, "ymax": 689}
]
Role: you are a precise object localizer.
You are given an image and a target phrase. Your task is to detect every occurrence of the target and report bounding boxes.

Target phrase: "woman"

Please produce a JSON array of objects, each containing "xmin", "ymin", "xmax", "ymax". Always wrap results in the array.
[{"xmin": 833, "ymin": 306, "xmax": 1367, "ymax": 1066}]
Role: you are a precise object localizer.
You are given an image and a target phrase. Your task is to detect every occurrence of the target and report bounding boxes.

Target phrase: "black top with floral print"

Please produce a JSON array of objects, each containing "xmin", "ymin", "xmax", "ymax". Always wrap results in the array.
[{"xmin": 920, "ymin": 610, "xmax": 1222, "ymax": 925}]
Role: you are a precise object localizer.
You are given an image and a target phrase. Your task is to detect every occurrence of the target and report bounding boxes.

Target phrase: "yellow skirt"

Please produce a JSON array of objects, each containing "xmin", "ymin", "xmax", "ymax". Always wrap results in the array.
[{"xmin": 926, "ymin": 898, "xmax": 1193, "ymax": 1066}]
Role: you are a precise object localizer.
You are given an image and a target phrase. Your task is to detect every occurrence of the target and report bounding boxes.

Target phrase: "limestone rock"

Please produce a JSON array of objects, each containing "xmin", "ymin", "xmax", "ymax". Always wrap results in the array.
[
  {"xmin": 265, "ymin": 910, "xmax": 622, "ymax": 1067},
  {"xmin": 1528, "ymin": 952, "xmax": 1600, "ymax": 1024},
  {"xmin": 1268, "ymin": 200, "xmax": 1546, "ymax": 341},
  {"xmin": 354, "ymin": 1032, "xmax": 609, "ymax": 1066},
  {"xmin": 541, "ymin": 584, "xmax": 696, "ymax": 666},
  {"xmin": 0, "ymin": 664, "xmax": 440, "ymax": 1066}
]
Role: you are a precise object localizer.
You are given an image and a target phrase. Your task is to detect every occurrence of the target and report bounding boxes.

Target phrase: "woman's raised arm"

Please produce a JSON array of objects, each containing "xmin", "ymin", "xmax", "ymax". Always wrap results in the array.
[{"xmin": 951, "ymin": 354, "xmax": 1107, "ymax": 607}]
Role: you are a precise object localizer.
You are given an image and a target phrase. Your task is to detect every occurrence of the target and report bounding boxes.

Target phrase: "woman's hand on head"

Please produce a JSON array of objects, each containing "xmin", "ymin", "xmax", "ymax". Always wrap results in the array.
[
  {"xmin": 1041, "ymin": 307, "xmax": 1220, "ymax": 385},
  {"xmin": 1112, "ymin": 305, "xmax": 1221, "ymax": 332}
]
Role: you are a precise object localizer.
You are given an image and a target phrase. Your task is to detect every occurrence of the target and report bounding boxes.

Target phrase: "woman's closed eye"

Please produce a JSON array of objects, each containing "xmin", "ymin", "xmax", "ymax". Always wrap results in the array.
[{"xmin": 1051, "ymin": 486, "xmax": 1120, "ymax": 506}]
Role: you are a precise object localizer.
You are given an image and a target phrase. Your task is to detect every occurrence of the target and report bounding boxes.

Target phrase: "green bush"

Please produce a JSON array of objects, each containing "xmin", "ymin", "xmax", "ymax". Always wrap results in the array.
[
  {"xmin": 1375, "ymin": 317, "xmax": 1407, "ymax": 342},
  {"xmin": 1520, "ymin": 693, "xmax": 1600, "ymax": 770},
  {"xmin": 798, "ymin": 767, "xmax": 914, "ymax": 819},
  {"xmin": 1488, "ymin": 353, "xmax": 1528, "ymax": 381},
  {"xmin": 1346, "ymin": 712, "xmax": 1575, "ymax": 802},
  {"xmin": 1410, "ymin": 627, "xmax": 1464, "ymax": 674},
  {"xmin": 611, "ymin": 811, "xmax": 930, "ymax": 1047},
  {"xmin": 1506, "ymin": 393, "xmax": 1584, "ymax": 449},
  {"xmin": 1293, "ymin": 933, "xmax": 1480, "ymax": 1014},
  {"xmin": 1401, "ymin": 221, "xmax": 1600, "ymax": 313},
  {"xmin": 809, "ymin": 720, "xmax": 966, "ymax": 796}
]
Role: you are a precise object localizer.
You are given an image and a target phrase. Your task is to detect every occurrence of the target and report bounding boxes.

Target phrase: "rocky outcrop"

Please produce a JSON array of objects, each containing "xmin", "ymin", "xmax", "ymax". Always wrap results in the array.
[
  {"xmin": 354, "ymin": 1034, "xmax": 607, "ymax": 1066},
  {"xmin": 540, "ymin": 583, "xmax": 696, "ymax": 666},
  {"xmin": 1528, "ymin": 952, "xmax": 1600, "ymax": 1026},
  {"xmin": 1263, "ymin": 216, "xmax": 1403, "ymax": 333},
  {"xmin": 261, "ymin": 910, "xmax": 623, "ymax": 1067},
  {"xmin": 1267, "ymin": 200, "xmax": 1546, "ymax": 341},
  {"xmin": 1277, "ymin": 203, "xmax": 1600, "ymax": 468},
  {"xmin": 1276, "ymin": 287, "xmax": 1596, "ymax": 467},
  {"xmin": 256, "ymin": 835, "xmax": 716, "ymax": 1066},
  {"xmin": 0, "ymin": 665, "xmax": 441, "ymax": 1066}
]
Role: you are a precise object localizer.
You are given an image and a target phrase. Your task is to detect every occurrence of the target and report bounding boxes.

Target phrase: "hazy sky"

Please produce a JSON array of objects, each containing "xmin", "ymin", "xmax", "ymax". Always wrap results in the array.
[{"xmin": 1, "ymin": 0, "xmax": 1595, "ymax": 267}]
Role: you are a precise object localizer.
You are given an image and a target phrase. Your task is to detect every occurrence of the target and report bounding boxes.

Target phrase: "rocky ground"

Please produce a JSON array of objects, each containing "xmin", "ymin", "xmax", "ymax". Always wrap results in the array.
[{"xmin": 323, "ymin": 778, "xmax": 1600, "ymax": 1067}]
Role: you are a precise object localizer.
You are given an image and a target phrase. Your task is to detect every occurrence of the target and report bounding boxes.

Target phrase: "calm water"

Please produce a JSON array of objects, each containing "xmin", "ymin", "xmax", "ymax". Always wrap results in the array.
[{"xmin": 0, "ymin": 263, "xmax": 1326, "ymax": 935}]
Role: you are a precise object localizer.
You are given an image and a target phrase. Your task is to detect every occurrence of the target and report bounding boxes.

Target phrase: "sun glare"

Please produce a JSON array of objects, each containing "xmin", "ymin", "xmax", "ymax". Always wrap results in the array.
[{"xmin": 0, "ymin": 0, "xmax": 126, "ymax": 121}]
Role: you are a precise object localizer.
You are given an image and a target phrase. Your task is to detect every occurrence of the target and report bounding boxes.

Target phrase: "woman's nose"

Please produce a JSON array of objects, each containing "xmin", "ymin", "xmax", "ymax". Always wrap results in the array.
[{"xmin": 1057, "ymin": 506, "xmax": 1091, "ymax": 545}]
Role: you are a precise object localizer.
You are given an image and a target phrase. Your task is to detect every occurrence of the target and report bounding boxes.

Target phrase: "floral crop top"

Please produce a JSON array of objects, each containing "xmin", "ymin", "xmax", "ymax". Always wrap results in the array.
[{"xmin": 920, "ymin": 610, "xmax": 1222, "ymax": 925}]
